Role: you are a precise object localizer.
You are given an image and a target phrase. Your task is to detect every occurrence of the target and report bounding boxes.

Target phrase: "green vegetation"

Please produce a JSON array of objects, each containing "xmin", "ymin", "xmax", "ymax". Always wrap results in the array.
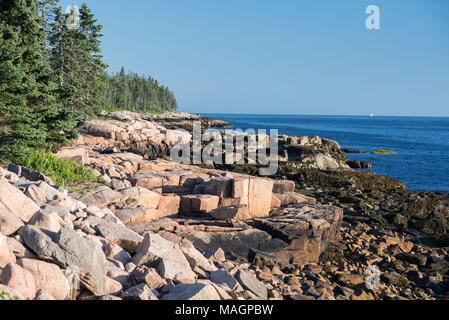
[
  {"xmin": 0, "ymin": 0, "xmax": 178, "ymax": 165},
  {"xmin": 48, "ymin": 3, "xmax": 109, "ymax": 116},
  {"xmin": 0, "ymin": 288, "xmax": 20, "ymax": 300},
  {"xmin": 14, "ymin": 150, "xmax": 97, "ymax": 186},
  {"xmin": 0, "ymin": 0, "xmax": 78, "ymax": 160},
  {"xmin": 372, "ymin": 149, "xmax": 397, "ymax": 155},
  {"xmin": 104, "ymin": 68, "xmax": 178, "ymax": 113}
]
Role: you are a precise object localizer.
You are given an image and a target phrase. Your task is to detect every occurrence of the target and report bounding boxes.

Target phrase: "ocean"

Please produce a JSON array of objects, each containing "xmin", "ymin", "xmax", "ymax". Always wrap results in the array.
[{"xmin": 204, "ymin": 114, "xmax": 449, "ymax": 194}]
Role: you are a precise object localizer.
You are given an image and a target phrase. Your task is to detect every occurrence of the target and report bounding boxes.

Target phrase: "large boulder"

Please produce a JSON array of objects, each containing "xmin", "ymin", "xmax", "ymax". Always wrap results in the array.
[
  {"xmin": 78, "ymin": 121, "xmax": 124, "ymax": 140},
  {"xmin": 129, "ymin": 171, "xmax": 164, "ymax": 190},
  {"xmin": 247, "ymin": 178, "xmax": 273, "ymax": 218},
  {"xmin": 29, "ymin": 210, "xmax": 66, "ymax": 233},
  {"xmin": 132, "ymin": 266, "xmax": 166, "ymax": 290},
  {"xmin": 114, "ymin": 206, "xmax": 147, "ymax": 224},
  {"xmin": 6, "ymin": 237, "xmax": 36, "ymax": 260},
  {"xmin": 178, "ymin": 238, "xmax": 218, "ymax": 272},
  {"xmin": 272, "ymin": 180, "xmax": 296, "ymax": 194},
  {"xmin": 0, "ymin": 263, "xmax": 36, "ymax": 300},
  {"xmin": 54, "ymin": 147, "xmax": 89, "ymax": 165},
  {"xmin": 20, "ymin": 225, "xmax": 108, "ymax": 296},
  {"xmin": 95, "ymin": 221, "xmax": 143, "ymax": 253},
  {"xmin": 156, "ymin": 194, "xmax": 181, "ymax": 217},
  {"xmin": 0, "ymin": 234, "xmax": 16, "ymax": 268},
  {"xmin": 251, "ymin": 203, "xmax": 343, "ymax": 265},
  {"xmin": 0, "ymin": 207, "xmax": 24, "ymax": 236},
  {"xmin": 131, "ymin": 232, "xmax": 195, "ymax": 282},
  {"xmin": 24, "ymin": 185, "xmax": 46, "ymax": 203},
  {"xmin": 204, "ymin": 177, "xmax": 233, "ymax": 199},
  {"xmin": 209, "ymin": 205, "xmax": 251, "ymax": 221},
  {"xmin": 179, "ymin": 228, "xmax": 276, "ymax": 259},
  {"xmin": 0, "ymin": 178, "xmax": 40, "ymax": 222},
  {"xmin": 235, "ymin": 269, "xmax": 267, "ymax": 299},
  {"xmin": 104, "ymin": 242, "xmax": 131, "ymax": 265},
  {"xmin": 275, "ymin": 192, "xmax": 316, "ymax": 206},
  {"xmin": 180, "ymin": 194, "xmax": 219, "ymax": 215},
  {"xmin": 161, "ymin": 283, "xmax": 220, "ymax": 300},
  {"xmin": 75, "ymin": 185, "xmax": 123, "ymax": 208},
  {"xmin": 209, "ymin": 269, "xmax": 239, "ymax": 291},
  {"xmin": 121, "ymin": 187, "xmax": 161, "ymax": 210},
  {"xmin": 121, "ymin": 283, "xmax": 159, "ymax": 300},
  {"xmin": 17, "ymin": 258, "xmax": 69, "ymax": 300}
]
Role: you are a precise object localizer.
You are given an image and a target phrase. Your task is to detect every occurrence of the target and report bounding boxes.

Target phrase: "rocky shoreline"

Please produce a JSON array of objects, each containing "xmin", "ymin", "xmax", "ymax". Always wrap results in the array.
[{"xmin": 0, "ymin": 111, "xmax": 448, "ymax": 300}]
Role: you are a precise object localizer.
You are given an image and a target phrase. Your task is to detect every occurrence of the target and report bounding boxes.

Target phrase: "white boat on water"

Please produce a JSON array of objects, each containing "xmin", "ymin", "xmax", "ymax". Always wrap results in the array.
[{"xmin": 370, "ymin": 113, "xmax": 374, "ymax": 117}]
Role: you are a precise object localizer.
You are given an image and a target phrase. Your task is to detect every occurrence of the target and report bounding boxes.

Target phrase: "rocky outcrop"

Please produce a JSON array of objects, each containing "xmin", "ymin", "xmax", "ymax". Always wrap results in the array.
[
  {"xmin": 75, "ymin": 116, "xmax": 192, "ymax": 160},
  {"xmin": 0, "ymin": 147, "xmax": 345, "ymax": 301}
]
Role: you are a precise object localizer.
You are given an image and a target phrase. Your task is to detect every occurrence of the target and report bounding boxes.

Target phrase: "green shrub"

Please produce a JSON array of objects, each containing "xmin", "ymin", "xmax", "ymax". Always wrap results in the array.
[{"xmin": 14, "ymin": 150, "xmax": 96, "ymax": 186}]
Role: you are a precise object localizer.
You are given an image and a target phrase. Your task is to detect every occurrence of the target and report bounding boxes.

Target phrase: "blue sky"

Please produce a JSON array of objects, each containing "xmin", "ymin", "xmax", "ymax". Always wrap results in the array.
[{"xmin": 59, "ymin": 0, "xmax": 449, "ymax": 116}]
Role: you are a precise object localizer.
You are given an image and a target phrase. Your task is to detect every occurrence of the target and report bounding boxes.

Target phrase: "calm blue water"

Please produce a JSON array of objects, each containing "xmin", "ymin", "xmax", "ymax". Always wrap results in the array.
[{"xmin": 204, "ymin": 114, "xmax": 449, "ymax": 193}]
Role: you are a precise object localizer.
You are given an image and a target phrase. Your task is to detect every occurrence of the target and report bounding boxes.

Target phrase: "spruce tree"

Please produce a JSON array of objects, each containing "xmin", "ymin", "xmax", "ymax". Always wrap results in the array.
[
  {"xmin": 0, "ymin": 0, "xmax": 77, "ymax": 160},
  {"xmin": 38, "ymin": 0, "xmax": 59, "ymax": 31},
  {"xmin": 48, "ymin": 5, "xmax": 82, "ymax": 111},
  {"xmin": 48, "ymin": 3, "xmax": 108, "ymax": 117},
  {"xmin": 79, "ymin": 3, "xmax": 108, "ymax": 115},
  {"xmin": 103, "ymin": 68, "xmax": 178, "ymax": 113}
]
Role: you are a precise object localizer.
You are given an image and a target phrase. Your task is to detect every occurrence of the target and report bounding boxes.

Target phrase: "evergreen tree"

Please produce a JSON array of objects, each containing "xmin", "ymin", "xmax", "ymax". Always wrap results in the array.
[
  {"xmin": 38, "ymin": 0, "xmax": 59, "ymax": 31},
  {"xmin": 48, "ymin": 2, "xmax": 108, "ymax": 117},
  {"xmin": 79, "ymin": 3, "xmax": 108, "ymax": 115},
  {"xmin": 104, "ymin": 69, "xmax": 178, "ymax": 113},
  {"xmin": 0, "ymin": 0, "xmax": 77, "ymax": 160},
  {"xmin": 48, "ymin": 5, "xmax": 82, "ymax": 110}
]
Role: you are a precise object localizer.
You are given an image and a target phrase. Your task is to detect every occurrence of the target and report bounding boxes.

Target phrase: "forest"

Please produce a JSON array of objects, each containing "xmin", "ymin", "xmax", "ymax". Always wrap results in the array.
[{"xmin": 0, "ymin": 0, "xmax": 178, "ymax": 161}]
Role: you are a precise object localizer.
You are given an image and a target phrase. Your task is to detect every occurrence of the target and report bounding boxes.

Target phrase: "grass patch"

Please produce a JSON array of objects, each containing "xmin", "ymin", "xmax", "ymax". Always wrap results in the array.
[
  {"xmin": 14, "ymin": 150, "xmax": 97, "ymax": 186},
  {"xmin": 372, "ymin": 150, "xmax": 397, "ymax": 155}
]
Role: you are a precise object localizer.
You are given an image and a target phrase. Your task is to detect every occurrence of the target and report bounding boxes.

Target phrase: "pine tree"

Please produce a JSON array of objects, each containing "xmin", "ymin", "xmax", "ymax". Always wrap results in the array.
[{"xmin": 0, "ymin": 0, "xmax": 77, "ymax": 160}]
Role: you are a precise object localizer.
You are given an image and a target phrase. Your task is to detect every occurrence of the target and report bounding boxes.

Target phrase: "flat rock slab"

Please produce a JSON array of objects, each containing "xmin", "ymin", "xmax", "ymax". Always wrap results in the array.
[
  {"xmin": 73, "ymin": 185, "xmax": 123, "ymax": 208},
  {"xmin": 209, "ymin": 269, "xmax": 239, "ymax": 291},
  {"xmin": 95, "ymin": 221, "xmax": 144, "ymax": 253},
  {"xmin": 235, "ymin": 269, "xmax": 268, "ymax": 299},
  {"xmin": 275, "ymin": 192, "xmax": 316, "ymax": 207},
  {"xmin": 161, "ymin": 283, "xmax": 220, "ymax": 300},
  {"xmin": 177, "ymin": 228, "xmax": 279, "ymax": 259},
  {"xmin": 0, "ymin": 207, "xmax": 24, "ymax": 236},
  {"xmin": 0, "ymin": 178, "xmax": 40, "ymax": 222},
  {"xmin": 131, "ymin": 232, "xmax": 195, "ymax": 282},
  {"xmin": 251, "ymin": 203, "xmax": 343, "ymax": 264},
  {"xmin": 121, "ymin": 283, "xmax": 159, "ymax": 300}
]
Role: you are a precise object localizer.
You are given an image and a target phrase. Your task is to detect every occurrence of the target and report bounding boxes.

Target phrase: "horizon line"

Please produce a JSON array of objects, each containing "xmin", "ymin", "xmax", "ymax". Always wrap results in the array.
[{"xmin": 189, "ymin": 112, "xmax": 449, "ymax": 118}]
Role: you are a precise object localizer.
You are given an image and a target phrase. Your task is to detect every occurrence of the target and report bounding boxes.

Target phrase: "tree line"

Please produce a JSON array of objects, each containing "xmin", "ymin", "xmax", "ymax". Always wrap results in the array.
[
  {"xmin": 0, "ymin": 0, "xmax": 178, "ymax": 161},
  {"xmin": 105, "ymin": 67, "xmax": 178, "ymax": 114}
]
